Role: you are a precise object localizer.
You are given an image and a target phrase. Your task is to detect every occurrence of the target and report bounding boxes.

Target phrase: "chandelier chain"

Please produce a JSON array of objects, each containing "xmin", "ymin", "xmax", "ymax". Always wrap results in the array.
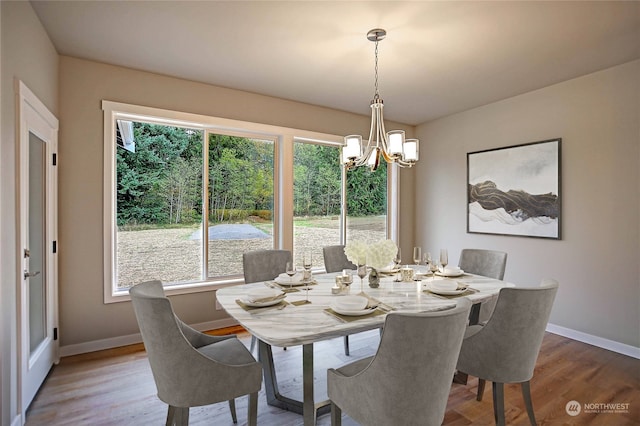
[{"xmin": 373, "ymin": 40, "xmax": 380, "ymax": 100}]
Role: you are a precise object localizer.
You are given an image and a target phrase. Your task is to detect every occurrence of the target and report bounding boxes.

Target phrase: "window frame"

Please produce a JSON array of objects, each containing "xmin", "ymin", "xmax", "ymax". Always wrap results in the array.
[{"xmin": 102, "ymin": 101, "xmax": 398, "ymax": 303}]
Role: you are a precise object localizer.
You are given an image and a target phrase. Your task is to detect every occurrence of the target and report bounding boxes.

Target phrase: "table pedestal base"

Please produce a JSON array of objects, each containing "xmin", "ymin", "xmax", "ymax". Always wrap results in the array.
[{"xmin": 258, "ymin": 340, "xmax": 331, "ymax": 426}]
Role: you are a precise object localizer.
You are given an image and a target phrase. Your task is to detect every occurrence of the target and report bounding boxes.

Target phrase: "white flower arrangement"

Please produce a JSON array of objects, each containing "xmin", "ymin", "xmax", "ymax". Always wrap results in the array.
[
  {"xmin": 344, "ymin": 239, "xmax": 398, "ymax": 270},
  {"xmin": 343, "ymin": 240, "xmax": 368, "ymax": 266}
]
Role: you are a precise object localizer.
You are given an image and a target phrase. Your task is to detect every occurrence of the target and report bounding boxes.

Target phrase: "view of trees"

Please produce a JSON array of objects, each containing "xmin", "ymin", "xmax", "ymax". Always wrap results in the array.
[
  {"xmin": 116, "ymin": 124, "xmax": 202, "ymax": 226},
  {"xmin": 208, "ymin": 134, "xmax": 274, "ymax": 222},
  {"xmin": 116, "ymin": 123, "xmax": 387, "ymax": 227}
]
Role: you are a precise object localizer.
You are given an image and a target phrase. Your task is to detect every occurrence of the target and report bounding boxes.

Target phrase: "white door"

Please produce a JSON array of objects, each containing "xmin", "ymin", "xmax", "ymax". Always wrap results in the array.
[{"xmin": 17, "ymin": 80, "xmax": 59, "ymax": 421}]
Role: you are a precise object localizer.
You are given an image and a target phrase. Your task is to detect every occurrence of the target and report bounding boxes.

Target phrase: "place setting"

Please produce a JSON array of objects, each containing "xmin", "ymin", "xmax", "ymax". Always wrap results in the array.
[
  {"xmin": 323, "ymin": 295, "xmax": 389, "ymax": 322},
  {"xmin": 424, "ymin": 278, "xmax": 479, "ymax": 299},
  {"xmin": 267, "ymin": 260, "xmax": 317, "ymax": 295},
  {"xmin": 236, "ymin": 287, "xmax": 289, "ymax": 311}
]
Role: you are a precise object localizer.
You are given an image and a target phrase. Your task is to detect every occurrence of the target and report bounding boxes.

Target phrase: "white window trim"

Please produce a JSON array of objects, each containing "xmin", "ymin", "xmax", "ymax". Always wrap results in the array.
[{"xmin": 101, "ymin": 101, "xmax": 346, "ymax": 303}]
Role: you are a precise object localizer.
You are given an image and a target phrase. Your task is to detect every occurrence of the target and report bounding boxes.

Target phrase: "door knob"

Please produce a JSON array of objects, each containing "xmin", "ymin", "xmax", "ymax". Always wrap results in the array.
[{"xmin": 24, "ymin": 270, "xmax": 41, "ymax": 279}]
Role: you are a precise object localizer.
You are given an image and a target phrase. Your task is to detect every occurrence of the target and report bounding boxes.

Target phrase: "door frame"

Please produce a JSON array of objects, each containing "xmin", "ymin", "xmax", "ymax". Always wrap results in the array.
[{"xmin": 15, "ymin": 79, "xmax": 59, "ymax": 421}]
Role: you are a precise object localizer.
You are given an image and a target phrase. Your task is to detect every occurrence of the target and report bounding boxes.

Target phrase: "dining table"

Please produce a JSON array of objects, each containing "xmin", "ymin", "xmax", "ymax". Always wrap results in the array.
[{"xmin": 216, "ymin": 267, "xmax": 515, "ymax": 426}]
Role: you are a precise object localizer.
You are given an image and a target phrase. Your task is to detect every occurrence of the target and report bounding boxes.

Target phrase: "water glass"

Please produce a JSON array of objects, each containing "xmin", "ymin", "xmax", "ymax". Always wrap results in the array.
[
  {"xmin": 439, "ymin": 249, "xmax": 448, "ymax": 272},
  {"xmin": 413, "ymin": 247, "xmax": 422, "ymax": 266}
]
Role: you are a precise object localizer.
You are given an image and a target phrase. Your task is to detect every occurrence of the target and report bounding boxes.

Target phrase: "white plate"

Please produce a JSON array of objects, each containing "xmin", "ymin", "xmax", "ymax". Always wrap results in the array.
[
  {"xmin": 426, "ymin": 283, "xmax": 468, "ymax": 296},
  {"xmin": 378, "ymin": 263, "xmax": 400, "ymax": 274},
  {"xmin": 435, "ymin": 269, "xmax": 464, "ymax": 277},
  {"xmin": 241, "ymin": 296, "xmax": 285, "ymax": 307},
  {"xmin": 331, "ymin": 305, "xmax": 377, "ymax": 316},
  {"xmin": 274, "ymin": 276, "xmax": 309, "ymax": 286},
  {"xmin": 333, "ymin": 295, "xmax": 368, "ymax": 311},
  {"xmin": 248, "ymin": 288, "xmax": 282, "ymax": 300}
]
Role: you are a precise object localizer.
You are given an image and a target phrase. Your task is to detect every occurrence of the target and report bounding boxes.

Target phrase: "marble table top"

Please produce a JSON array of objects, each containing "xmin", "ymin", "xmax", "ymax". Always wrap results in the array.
[{"xmin": 216, "ymin": 269, "xmax": 514, "ymax": 348}]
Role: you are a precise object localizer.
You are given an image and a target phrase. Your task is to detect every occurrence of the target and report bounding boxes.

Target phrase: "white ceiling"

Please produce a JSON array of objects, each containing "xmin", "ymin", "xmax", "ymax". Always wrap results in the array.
[{"xmin": 31, "ymin": 1, "xmax": 640, "ymax": 125}]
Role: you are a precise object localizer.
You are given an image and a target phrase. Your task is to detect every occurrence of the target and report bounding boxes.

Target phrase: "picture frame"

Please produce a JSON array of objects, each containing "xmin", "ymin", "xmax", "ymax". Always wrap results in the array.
[{"xmin": 467, "ymin": 138, "xmax": 561, "ymax": 239}]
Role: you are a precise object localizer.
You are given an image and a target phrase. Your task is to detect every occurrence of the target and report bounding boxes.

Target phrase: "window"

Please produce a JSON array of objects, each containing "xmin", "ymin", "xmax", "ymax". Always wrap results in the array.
[
  {"xmin": 346, "ymin": 162, "xmax": 388, "ymax": 244},
  {"xmin": 207, "ymin": 133, "xmax": 275, "ymax": 278},
  {"xmin": 293, "ymin": 141, "xmax": 343, "ymax": 270},
  {"xmin": 114, "ymin": 123, "xmax": 276, "ymax": 292},
  {"xmin": 116, "ymin": 122, "xmax": 206, "ymax": 287},
  {"xmin": 103, "ymin": 101, "xmax": 397, "ymax": 302}
]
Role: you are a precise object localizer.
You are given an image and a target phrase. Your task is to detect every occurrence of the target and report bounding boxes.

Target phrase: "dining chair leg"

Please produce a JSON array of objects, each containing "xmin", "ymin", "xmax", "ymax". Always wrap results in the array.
[
  {"xmin": 477, "ymin": 378, "xmax": 486, "ymax": 401},
  {"xmin": 331, "ymin": 401, "xmax": 342, "ymax": 426},
  {"xmin": 248, "ymin": 392, "xmax": 258, "ymax": 426},
  {"xmin": 228, "ymin": 398, "xmax": 237, "ymax": 423},
  {"xmin": 521, "ymin": 381, "xmax": 537, "ymax": 426},
  {"xmin": 166, "ymin": 405, "xmax": 176, "ymax": 426},
  {"xmin": 343, "ymin": 336, "xmax": 350, "ymax": 356},
  {"xmin": 492, "ymin": 382, "xmax": 505, "ymax": 426},
  {"xmin": 171, "ymin": 407, "xmax": 188, "ymax": 426}
]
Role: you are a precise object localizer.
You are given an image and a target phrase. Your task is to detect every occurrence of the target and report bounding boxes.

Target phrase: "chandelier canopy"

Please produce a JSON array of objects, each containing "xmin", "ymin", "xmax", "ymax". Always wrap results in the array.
[{"xmin": 342, "ymin": 28, "xmax": 419, "ymax": 171}]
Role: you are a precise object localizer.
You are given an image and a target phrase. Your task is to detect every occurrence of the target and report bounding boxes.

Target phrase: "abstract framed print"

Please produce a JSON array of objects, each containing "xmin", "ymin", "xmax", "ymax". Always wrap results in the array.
[{"xmin": 467, "ymin": 138, "xmax": 561, "ymax": 239}]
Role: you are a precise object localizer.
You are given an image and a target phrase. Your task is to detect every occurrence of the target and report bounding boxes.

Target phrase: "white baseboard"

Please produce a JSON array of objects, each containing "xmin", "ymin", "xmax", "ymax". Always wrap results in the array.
[
  {"xmin": 59, "ymin": 319, "xmax": 639, "ymax": 360},
  {"xmin": 59, "ymin": 318, "xmax": 239, "ymax": 357},
  {"xmin": 546, "ymin": 323, "xmax": 640, "ymax": 359}
]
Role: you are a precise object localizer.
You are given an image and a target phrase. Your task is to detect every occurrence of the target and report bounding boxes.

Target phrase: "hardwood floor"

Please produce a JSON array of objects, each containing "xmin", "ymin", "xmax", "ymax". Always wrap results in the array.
[{"xmin": 26, "ymin": 328, "xmax": 639, "ymax": 425}]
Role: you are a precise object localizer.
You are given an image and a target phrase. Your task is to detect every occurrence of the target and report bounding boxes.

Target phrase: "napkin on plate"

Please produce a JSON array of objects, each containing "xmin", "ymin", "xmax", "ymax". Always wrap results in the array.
[
  {"xmin": 431, "ymin": 279, "xmax": 460, "ymax": 291},
  {"xmin": 247, "ymin": 288, "xmax": 286, "ymax": 303},
  {"xmin": 277, "ymin": 272, "xmax": 305, "ymax": 284},
  {"xmin": 442, "ymin": 266, "xmax": 463, "ymax": 275}
]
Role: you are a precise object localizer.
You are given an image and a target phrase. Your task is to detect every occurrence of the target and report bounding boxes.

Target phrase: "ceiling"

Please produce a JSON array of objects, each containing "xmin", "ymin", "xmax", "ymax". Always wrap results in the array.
[{"xmin": 31, "ymin": 1, "xmax": 640, "ymax": 126}]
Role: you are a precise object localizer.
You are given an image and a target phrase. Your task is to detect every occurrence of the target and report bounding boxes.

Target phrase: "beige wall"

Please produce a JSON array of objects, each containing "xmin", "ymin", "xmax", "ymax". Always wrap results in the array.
[
  {"xmin": 415, "ymin": 60, "xmax": 640, "ymax": 348},
  {"xmin": 1, "ymin": 1, "xmax": 59, "ymax": 424},
  {"xmin": 58, "ymin": 55, "xmax": 415, "ymax": 349}
]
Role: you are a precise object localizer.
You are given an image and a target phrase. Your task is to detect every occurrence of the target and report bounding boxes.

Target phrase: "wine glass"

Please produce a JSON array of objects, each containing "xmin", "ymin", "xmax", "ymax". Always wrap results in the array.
[
  {"xmin": 302, "ymin": 253, "xmax": 312, "ymax": 303},
  {"xmin": 429, "ymin": 259, "xmax": 439, "ymax": 282},
  {"xmin": 394, "ymin": 248, "xmax": 402, "ymax": 267},
  {"xmin": 285, "ymin": 261, "xmax": 296, "ymax": 288},
  {"xmin": 412, "ymin": 247, "xmax": 422, "ymax": 280},
  {"xmin": 439, "ymin": 249, "xmax": 448, "ymax": 273},
  {"xmin": 393, "ymin": 248, "xmax": 402, "ymax": 282},
  {"xmin": 357, "ymin": 264, "xmax": 367, "ymax": 294},
  {"xmin": 303, "ymin": 252, "xmax": 312, "ymax": 275}
]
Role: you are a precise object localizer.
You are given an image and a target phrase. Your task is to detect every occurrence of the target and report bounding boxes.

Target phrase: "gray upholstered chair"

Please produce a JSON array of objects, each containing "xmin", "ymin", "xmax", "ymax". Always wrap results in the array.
[
  {"xmin": 242, "ymin": 249, "xmax": 292, "ymax": 352},
  {"xmin": 242, "ymin": 249, "xmax": 292, "ymax": 284},
  {"xmin": 323, "ymin": 245, "xmax": 357, "ymax": 355},
  {"xmin": 456, "ymin": 279, "xmax": 559, "ymax": 426},
  {"xmin": 323, "ymin": 245, "xmax": 356, "ymax": 273},
  {"xmin": 458, "ymin": 249, "xmax": 507, "ymax": 281},
  {"xmin": 129, "ymin": 281, "xmax": 262, "ymax": 426},
  {"xmin": 457, "ymin": 248, "xmax": 508, "ymax": 396},
  {"xmin": 459, "ymin": 249, "xmax": 508, "ymax": 324},
  {"xmin": 327, "ymin": 299, "xmax": 472, "ymax": 426}
]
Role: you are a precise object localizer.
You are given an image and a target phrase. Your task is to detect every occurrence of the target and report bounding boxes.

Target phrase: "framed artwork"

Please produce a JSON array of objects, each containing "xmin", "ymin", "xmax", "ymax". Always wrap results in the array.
[{"xmin": 467, "ymin": 138, "xmax": 561, "ymax": 239}]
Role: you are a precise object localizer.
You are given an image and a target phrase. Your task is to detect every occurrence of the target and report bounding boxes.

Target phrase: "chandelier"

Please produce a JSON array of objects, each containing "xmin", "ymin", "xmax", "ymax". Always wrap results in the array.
[{"xmin": 342, "ymin": 28, "xmax": 419, "ymax": 171}]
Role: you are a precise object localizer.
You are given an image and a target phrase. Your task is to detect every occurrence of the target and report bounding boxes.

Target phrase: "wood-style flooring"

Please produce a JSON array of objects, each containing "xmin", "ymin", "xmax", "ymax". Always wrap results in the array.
[{"xmin": 25, "ymin": 327, "xmax": 639, "ymax": 425}]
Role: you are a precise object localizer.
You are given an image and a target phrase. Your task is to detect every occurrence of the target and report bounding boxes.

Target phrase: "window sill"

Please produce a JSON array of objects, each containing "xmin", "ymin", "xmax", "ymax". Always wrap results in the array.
[{"xmin": 104, "ymin": 277, "xmax": 245, "ymax": 304}]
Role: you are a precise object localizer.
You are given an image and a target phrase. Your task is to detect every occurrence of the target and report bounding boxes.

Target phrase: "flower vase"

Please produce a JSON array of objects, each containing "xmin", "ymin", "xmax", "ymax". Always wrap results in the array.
[{"xmin": 368, "ymin": 268, "xmax": 380, "ymax": 288}]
